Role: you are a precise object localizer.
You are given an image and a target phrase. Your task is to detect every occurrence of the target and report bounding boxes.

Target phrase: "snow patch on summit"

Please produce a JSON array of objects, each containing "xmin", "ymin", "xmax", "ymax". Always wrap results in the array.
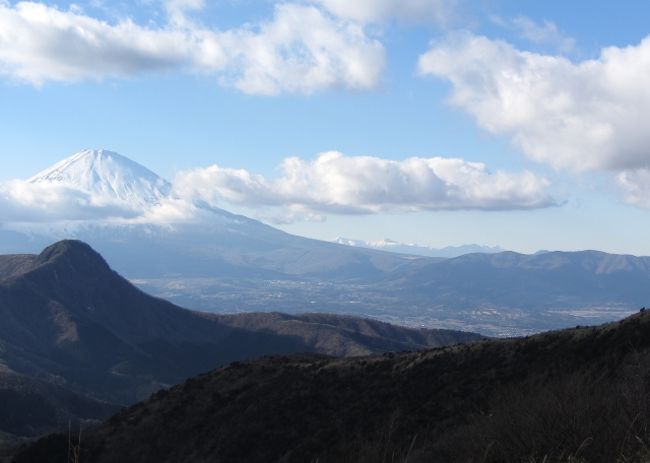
[
  {"xmin": 29, "ymin": 149, "xmax": 172, "ymax": 209},
  {"xmin": 334, "ymin": 237, "xmax": 505, "ymax": 258}
]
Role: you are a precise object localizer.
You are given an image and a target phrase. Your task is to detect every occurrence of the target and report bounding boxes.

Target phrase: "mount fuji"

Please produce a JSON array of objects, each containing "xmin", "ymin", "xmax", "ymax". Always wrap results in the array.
[{"xmin": 28, "ymin": 149, "xmax": 171, "ymax": 208}]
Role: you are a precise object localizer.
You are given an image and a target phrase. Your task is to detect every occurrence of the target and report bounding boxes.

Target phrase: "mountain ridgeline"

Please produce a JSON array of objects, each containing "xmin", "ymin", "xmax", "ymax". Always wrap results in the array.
[
  {"xmin": 0, "ymin": 240, "xmax": 481, "ymax": 440},
  {"xmin": 383, "ymin": 249, "xmax": 650, "ymax": 307}
]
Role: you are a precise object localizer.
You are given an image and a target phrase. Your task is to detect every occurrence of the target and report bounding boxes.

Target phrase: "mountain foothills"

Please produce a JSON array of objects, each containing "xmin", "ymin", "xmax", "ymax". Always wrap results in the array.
[
  {"xmin": 13, "ymin": 307, "xmax": 650, "ymax": 463},
  {"xmin": 2, "ymin": 149, "xmax": 650, "ymax": 335},
  {"xmin": 0, "ymin": 240, "xmax": 480, "ymax": 441}
]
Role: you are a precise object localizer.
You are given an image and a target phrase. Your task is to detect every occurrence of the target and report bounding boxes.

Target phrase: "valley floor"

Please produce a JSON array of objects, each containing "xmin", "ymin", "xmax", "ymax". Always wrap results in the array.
[{"xmin": 135, "ymin": 276, "xmax": 638, "ymax": 336}]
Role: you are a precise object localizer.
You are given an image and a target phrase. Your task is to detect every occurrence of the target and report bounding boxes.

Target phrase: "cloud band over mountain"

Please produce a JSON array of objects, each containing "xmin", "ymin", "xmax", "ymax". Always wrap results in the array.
[
  {"xmin": 0, "ymin": 180, "xmax": 141, "ymax": 223},
  {"xmin": 0, "ymin": 150, "xmax": 556, "ymax": 226},
  {"xmin": 173, "ymin": 151, "xmax": 556, "ymax": 221}
]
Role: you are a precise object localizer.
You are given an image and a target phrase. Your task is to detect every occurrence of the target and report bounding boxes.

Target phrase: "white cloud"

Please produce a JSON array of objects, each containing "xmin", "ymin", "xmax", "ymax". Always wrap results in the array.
[
  {"xmin": 0, "ymin": 178, "xmax": 222, "ymax": 227},
  {"xmin": 165, "ymin": 0, "xmax": 205, "ymax": 26},
  {"xmin": 0, "ymin": 2, "xmax": 195, "ymax": 83},
  {"xmin": 0, "ymin": 180, "xmax": 141, "ymax": 223},
  {"xmin": 511, "ymin": 17, "xmax": 575, "ymax": 53},
  {"xmin": 128, "ymin": 197, "xmax": 213, "ymax": 225},
  {"xmin": 617, "ymin": 170, "xmax": 650, "ymax": 209},
  {"xmin": 218, "ymin": 4, "xmax": 385, "ymax": 95},
  {"xmin": 418, "ymin": 33, "xmax": 650, "ymax": 173},
  {"xmin": 173, "ymin": 151, "xmax": 556, "ymax": 221},
  {"xmin": 310, "ymin": 0, "xmax": 456, "ymax": 25},
  {"xmin": 489, "ymin": 15, "xmax": 575, "ymax": 53},
  {"xmin": 0, "ymin": 2, "xmax": 384, "ymax": 94}
]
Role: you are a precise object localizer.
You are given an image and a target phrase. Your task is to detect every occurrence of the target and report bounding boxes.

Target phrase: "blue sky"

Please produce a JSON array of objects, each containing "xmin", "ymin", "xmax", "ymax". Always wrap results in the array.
[{"xmin": 2, "ymin": 0, "xmax": 650, "ymax": 254}]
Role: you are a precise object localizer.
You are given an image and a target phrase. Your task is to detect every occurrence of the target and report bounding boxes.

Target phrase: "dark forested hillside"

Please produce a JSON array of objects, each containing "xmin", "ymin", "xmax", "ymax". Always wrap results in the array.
[
  {"xmin": 214, "ymin": 312, "xmax": 481, "ymax": 357},
  {"xmin": 15, "ymin": 308, "xmax": 650, "ymax": 463}
]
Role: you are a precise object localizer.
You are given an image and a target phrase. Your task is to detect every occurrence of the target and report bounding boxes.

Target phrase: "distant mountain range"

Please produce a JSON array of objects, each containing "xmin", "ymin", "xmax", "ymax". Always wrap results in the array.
[
  {"xmin": 14, "ymin": 306, "xmax": 650, "ymax": 463},
  {"xmin": 0, "ymin": 240, "xmax": 480, "ymax": 440},
  {"xmin": 1, "ymin": 149, "xmax": 649, "ymax": 336},
  {"xmin": 334, "ymin": 237, "xmax": 505, "ymax": 258}
]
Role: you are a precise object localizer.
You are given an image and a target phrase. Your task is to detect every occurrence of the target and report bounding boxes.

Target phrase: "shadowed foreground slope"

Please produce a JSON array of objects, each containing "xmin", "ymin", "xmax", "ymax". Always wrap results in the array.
[{"xmin": 14, "ymin": 307, "xmax": 650, "ymax": 463}]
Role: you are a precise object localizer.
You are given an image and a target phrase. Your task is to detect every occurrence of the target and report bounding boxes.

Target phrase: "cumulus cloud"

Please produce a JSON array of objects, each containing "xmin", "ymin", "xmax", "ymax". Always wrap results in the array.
[
  {"xmin": 0, "ymin": 180, "xmax": 141, "ymax": 223},
  {"xmin": 490, "ymin": 15, "xmax": 575, "ymax": 53},
  {"xmin": 0, "ymin": 178, "xmax": 221, "ymax": 227},
  {"xmin": 217, "ymin": 4, "xmax": 385, "ymax": 95},
  {"xmin": 309, "ymin": 0, "xmax": 457, "ymax": 24},
  {"xmin": 0, "ymin": 2, "xmax": 384, "ymax": 94},
  {"xmin": 172, "ymin": 151, "xmax": 556, "ymax": 220},
  {"xmin": 0, "ymin": 2, "xmax": 194, "ymax": 83},
  {"xmin": 617, "ymin": 170, "xmax": 650, "ymax": 209},
  {"xmin": 164, "ymin": 0, "xmax": 205, "ymax": 26},
  {"xmin": 511, "ymin": 17, "xmax": 575, "ymax": 52},
  {"xmin": 418, "ymin": 33, "xmax": 650, "ymax": 173}
]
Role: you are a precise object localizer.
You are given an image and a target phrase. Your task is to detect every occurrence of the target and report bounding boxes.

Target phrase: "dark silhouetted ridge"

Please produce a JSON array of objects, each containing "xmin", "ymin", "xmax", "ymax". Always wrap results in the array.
[{"xmin": 16, "ymin": 309, "xmax": 650, "ymax": 463}]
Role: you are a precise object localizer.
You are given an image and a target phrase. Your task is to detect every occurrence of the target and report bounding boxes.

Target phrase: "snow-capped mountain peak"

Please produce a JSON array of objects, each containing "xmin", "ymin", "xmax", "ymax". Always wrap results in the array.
[
  {"xmin": 29, "ymin": 149, "xmax": 172, "ymax": 207},
  {"xmin": 334, "ymin": 237, "xmax": 505, "ymax": 258}
]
